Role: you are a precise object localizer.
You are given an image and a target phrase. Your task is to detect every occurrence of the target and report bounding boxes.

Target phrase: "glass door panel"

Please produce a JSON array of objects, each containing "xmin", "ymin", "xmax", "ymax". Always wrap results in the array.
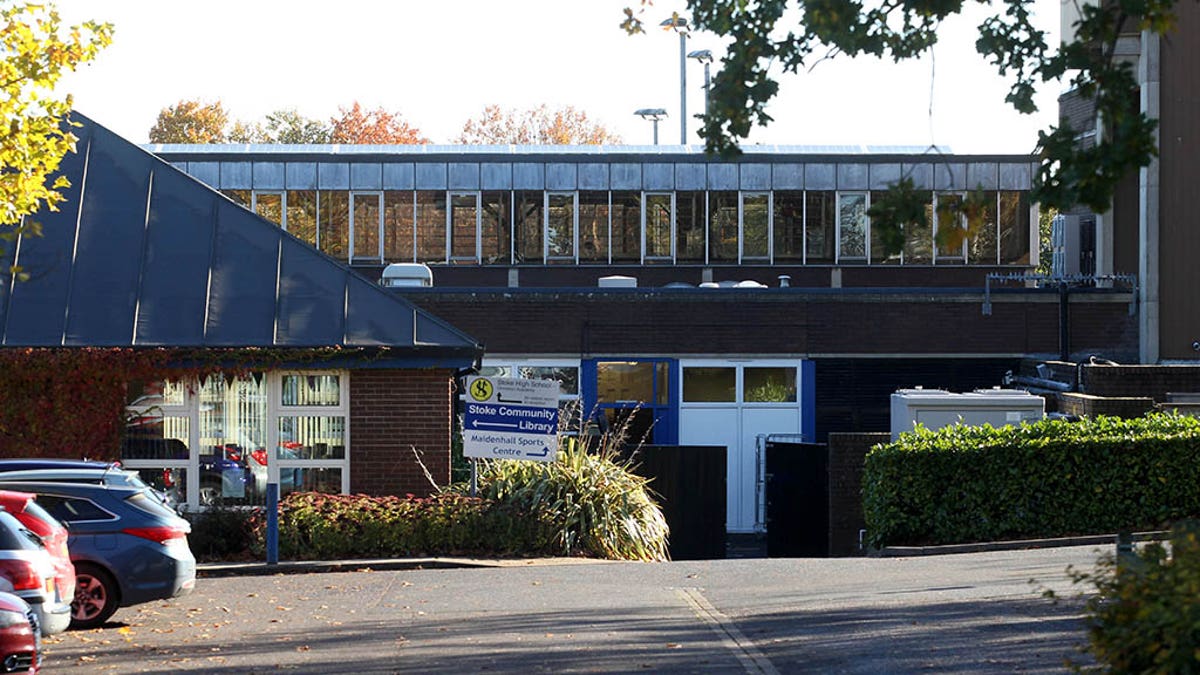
[
  {"xmin": 741, "ymin": 192, "xmax": 770, "ymax": 261},
  {"xmin": 546, "ymin": 192, "xmax": 576, "ymax": 261},
  {"xmin": 644, "ymin": 193, "xmax": 673, "ymax": 261}
]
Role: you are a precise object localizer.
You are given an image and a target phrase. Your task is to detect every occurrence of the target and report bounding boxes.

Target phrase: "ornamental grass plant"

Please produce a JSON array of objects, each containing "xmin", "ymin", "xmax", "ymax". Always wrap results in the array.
[{"xmin": 470, "ymin": 420, "xmax": 670, "ymax": 562}]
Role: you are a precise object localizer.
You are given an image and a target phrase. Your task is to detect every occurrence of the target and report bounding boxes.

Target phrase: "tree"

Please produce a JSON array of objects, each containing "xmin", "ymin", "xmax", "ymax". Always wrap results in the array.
[
  {"xmin": 148, "ymin": 99, "xmax": 231, "ymax": 143},
  {"xmin": 229, "ymin": 108, "xmax": 331, "ymax": 144},
  {"xmin": 623, "ymin": 0, "xmax": 1174, "ymax": 250},
  {"xmin": 1, "ymin": 3, "xmax": 111, "ymax": 233},
  {"xmin": 458, "ymin": 104, "xmax": 622, "ymax": 145},
  {"xmin": 329, "ymin": 102, "xmax": 427, "ymax": 144}
]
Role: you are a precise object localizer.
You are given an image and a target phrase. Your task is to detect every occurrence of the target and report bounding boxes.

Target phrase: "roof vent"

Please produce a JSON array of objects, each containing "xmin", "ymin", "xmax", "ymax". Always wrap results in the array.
[
  {"xmin": 598, "ymin": 275, "xmax": 637, "ymax": 288},
  {"xmin": 380, "ymin": 263, "xmax": 433, "ymax": 288}
]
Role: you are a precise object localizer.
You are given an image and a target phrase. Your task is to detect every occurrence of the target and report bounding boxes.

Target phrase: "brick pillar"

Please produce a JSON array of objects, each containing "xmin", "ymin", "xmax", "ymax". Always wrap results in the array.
[
  {"xmin": 828, "ymin": 432, "xmax": 891, "ymax": 556},
  {"xmin": 349, "ymin": 369, "xmax": 454, "ymax": 497}
]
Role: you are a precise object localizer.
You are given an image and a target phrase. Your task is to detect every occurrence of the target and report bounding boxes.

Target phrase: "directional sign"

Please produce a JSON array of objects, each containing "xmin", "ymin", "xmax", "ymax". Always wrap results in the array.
[{"xmin": 463, "ymin": 376, "xmax": 559, "ymax": 463}]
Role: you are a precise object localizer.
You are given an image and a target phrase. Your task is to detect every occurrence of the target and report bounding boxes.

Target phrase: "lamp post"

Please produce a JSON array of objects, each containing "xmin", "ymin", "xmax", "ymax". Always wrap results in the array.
[
  {"xmin": 687, "ymin": 49, "xmax": 713, "ymax": 120},
  {"xmin": 660, "ymin": 16, "xmax": 689, "ymax": 144},
  {"xmin": 634, "ymin": 108, "xmax": 668, "ymax": 145}
]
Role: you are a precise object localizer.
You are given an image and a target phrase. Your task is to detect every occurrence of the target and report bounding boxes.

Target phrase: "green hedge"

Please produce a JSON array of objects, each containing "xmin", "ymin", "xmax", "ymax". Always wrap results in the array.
[
  {"xmin": 863, "ymin": 413, "xmax": 1200, "ymax": 548},
  {"xmin": 261, "ymin": 492, "xmax": 559, "ymax": 560}
]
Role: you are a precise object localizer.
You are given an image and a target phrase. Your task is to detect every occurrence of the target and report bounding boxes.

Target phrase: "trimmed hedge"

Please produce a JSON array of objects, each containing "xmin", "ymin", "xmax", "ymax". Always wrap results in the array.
[
  {"xmin": 863, "ymin": 413, "xmax": 1200, "ymax": 548},
  {"xmin": 262, "ymin": 492, "xmax": 559, "ymax": 560}
]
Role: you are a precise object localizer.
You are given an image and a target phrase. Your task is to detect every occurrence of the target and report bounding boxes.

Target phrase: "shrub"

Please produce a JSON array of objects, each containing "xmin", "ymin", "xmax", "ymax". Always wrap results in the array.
[
  {"xmin": 186, "ymin": 505, "xmax": 261, "ymax": 561},
  {"xmin": 863, "ymin": 413, "xmax": 1200, "ymax": 547},
  {"xmin": 1070, "ymin": 522, "xmax": 1200, "ymax": 672},
  {"xmin": 469, "ymin": 436, "xmax": 670, "ymax": 561}
]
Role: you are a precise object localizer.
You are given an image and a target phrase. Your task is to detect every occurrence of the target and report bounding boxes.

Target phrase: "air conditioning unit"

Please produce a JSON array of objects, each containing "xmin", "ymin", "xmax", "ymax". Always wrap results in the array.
[
  {"xmin": 380, "ymin": 263, "xmax": 433, "ymax": 288},
  {"xmin": 1050, "ymin": 214, "xmax": 1095, "ymax": 277}
]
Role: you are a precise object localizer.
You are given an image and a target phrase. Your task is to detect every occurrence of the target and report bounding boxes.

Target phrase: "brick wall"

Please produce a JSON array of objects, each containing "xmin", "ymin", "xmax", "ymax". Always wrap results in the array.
[
  {"xmin": 1056, "ymin": 392, "xmax": 1155, "ymax": 418},
  {"xmin": 349, "ymin": 369, "xmax": 454, "ymax": 497},
  {"xmin": 828, "ymin": 432, "xmax": 890, "ymax": 557},
  {"xmin": 1080, "ymin": 364, "xmax": 1200, "ymax": 400}
]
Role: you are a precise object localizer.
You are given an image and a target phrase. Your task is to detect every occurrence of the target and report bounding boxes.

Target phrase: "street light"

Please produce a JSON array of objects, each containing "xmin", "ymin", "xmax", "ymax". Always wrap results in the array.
[
  {"xmin": 687, "ymin": 49, "xmax": 713, "ymax": 120},
  {"xmin": 634, "ymin": 108, "xmax": 668, "ymax": 145},
  {"xmin": 660, "ymin": 16, "xmax": 689, "ymax": 144}
]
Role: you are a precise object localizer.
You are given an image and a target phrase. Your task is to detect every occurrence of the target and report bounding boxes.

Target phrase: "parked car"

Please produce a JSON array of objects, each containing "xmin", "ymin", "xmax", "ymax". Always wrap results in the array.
[
  {"xmin": 0, "ymin": 482, "xmax": 195, "ymax": 629},
  {"xmin": 0, "ymin": 492, "xmax": 74, "ymax": 634},
  {"xmin": 0, "ymin": 510, "xmax": 70, "ymax": 636},
  {"xmin": 0, "ymin": 466, "xmax": 176, "ymax": 510},
  {"xmin": 0, "ymin": 586, "xmax": 39, "ymax": 674}
]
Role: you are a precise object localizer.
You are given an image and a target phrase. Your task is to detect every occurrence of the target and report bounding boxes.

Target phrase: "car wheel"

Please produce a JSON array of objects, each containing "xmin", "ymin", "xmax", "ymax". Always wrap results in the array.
[
  {"xmin": 199, "ymin": 480, "xmax": 222, "ymax": 506},
  {"xmin": 71, "ymin": 563, "xmax": 120, "ymax": 630}
]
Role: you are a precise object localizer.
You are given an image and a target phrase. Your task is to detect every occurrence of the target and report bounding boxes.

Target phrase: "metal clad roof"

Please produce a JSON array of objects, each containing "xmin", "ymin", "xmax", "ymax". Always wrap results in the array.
[{"xmin": 2, "ymin": 113, "xmax": 481, "ymax": 362}]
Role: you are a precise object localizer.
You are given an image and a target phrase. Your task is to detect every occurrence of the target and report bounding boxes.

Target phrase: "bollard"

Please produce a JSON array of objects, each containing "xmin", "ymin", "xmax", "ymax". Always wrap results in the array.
[
  {"xmin": 266, "ymin": 482, "xmax": 279, "ymax": 565},
  {"xmin": 1115, "ymin": 530, "xmax": 1135, "ymax": 566}
]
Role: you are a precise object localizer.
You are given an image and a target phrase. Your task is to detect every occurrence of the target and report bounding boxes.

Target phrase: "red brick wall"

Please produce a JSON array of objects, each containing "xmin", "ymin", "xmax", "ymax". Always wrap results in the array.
[{"xmin": 349, "ymin": 369, "xmax": 454, "ymax": 497}]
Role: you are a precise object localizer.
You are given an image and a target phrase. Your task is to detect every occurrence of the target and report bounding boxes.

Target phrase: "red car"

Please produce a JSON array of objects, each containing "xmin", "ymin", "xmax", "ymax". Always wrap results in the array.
[
  {"xmin": 0, "ymin": 590, "xmax": 38, "ymax": 673},
  {"xmin": 0, "ymin": 492, "xmax": 73, "ymax": 635}
]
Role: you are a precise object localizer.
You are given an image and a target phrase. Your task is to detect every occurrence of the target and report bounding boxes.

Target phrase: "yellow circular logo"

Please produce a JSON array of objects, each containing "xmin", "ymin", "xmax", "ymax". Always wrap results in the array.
[{"xmin": 469, "ymin": 378, "xmax": 494, "ymax": 402}]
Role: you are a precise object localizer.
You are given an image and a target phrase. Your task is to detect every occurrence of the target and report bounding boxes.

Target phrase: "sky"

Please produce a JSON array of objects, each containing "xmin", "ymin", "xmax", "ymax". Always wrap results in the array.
[{"xmin": 51, "ymin": 0, "xmax": 1063, "ymax": 153}]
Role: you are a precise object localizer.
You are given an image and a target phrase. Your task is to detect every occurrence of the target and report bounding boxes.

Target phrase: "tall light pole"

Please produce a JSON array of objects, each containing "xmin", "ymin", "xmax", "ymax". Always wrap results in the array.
[
  {"xmin": 634, "ymin": 108, "xmax": 668, "ymax": 145},
  {"xmin": 660, "ymin": 16, "xmax": 689, "ymax": 144},
  {"xmin": 687, "ymin": 49, "xmax": 713, "ymax": 121}
]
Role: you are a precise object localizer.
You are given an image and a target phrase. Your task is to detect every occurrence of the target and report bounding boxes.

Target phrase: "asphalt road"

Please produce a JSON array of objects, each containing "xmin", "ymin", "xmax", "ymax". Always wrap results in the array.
[{"xmin": 40, "ymin": 545, "xmax": 1106, "ymax": 673}]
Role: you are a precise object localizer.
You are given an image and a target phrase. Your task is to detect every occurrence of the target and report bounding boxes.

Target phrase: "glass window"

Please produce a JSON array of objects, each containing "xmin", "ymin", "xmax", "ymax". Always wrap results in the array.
[
  {"xmin": 282, "ymin": 374, "xmax": 341, "ymax": 407},
  {"xmin": 546, "ymin": 192, "xmax": 576, "ymax": 260},
  {"xmin": 287, "ymin": 190, "xmax": 318, "ymax": 246},
  {"xmin": 838, "ymin": 192, "xmax": 868, "ymax": 260},
  {"xmin": 127, "ymin": 379, "xmax": 186, "ymax": 408},
  {"xmin": 514, "ymin": 191, "xmax": 544, "ymax": 264},
  {"xmin": 351, "ymin": 192, "xmax": 382, "ymax": 263},
  {"xmin": 476, "ymin": 365, "xmax": 511, "ymax": 378},
  {"xmin": 935, "ymin": 193, "xmax": 966, "ymax": 262},
  {"xmin": 253, "ymin": 192, "xmax": 283, "ymax": 226},
  {"xmin": 645, "ymin": 193, "xmax": 673, "ymax": 261},
  {"xmin": 481, "ymin": 191, "xmax": 511, "ymax": 264},
  {"xmin": 278, "ymin": 416, "xmax": 345, "ymax": 460},
  {"xmin": 122, "ymin": 415, "xmax": 190, "ymax": 460},
  {"xmin": 318, "ymin": 190, "xmax": 349, "ymax": 260},
  {"xmin": 578, "ymin": 191, "xmax": 609, "ymax": 263},
  {"xmin": 37, "ymin": 496, "xmax": 116, "ymax": 523},
  {"xmin": 741, "ymin": 193, "xmax": 770, "ymax": 260},
  {"xmin": 709, "ymin": 191, "xmax": 738, "ymax": 262},
  {"xmin": 415, "ymin": 191, "xmax": 446, "ymax": 263},
  {"xmin": 745, "ymin": 368, "xmax": 797, "ymax": 402},
  {"xmin": 683, "ymin": 367, "xmax": 736, "ymax": 402},
  {"xmin": 903, "ymin": 195, "xmax": 934, "ymax": 264},
  {"xmin": 970, "ymin": 191, "xmax": 999, "ymax": 265},
  {"xmin": 676, "ymin": 191, "xmax": 705, "ymax": 263},
  {"xmin": 869, "ymin": 191, "xmax": 901, "ymax": 265},
  {"xmin": 384, "ymin": 191, "xmax": 415, "ymax": 262},
  {"xmin": 222, "ymin": 189, "xmax": 250, "ymax": 207},
  {"xmin": 999, "ymin": 191, "xmax": 1031, "ymax": 265},
  {"xmin": 805, "ymin": 191, "xmax": 835, "ymax": 264},
  {"xmin": 597, "ymin": 362, "xmax": 656, "ymax": 403},
  {"xmin": 280, "ymin": 468, "xmax": 343, "ymax": 497},
  {"xmin": 450, "ymin": 193, "xmax": 478, "ymax": 262},
  {"xmin": 515, "ymin": 366, "xmax": 579, "ymax": 396},
  {"xmin": 773, "ymin": 191, "xmax": 804, "ymax": 263},
  {"xmin": 611, "ymin": 191, "xmax": 641, "ymax": 263}
]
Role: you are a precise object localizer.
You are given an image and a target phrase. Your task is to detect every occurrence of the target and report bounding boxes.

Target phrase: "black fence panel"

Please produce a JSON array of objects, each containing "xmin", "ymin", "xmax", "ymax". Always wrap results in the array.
[
  {"xmin": 765, "ymin": 441, "xmax": 829, "ymax": 557},
  {"xmin": 630, "ymin": 445, "xmax": 726, "ymax": 561}
]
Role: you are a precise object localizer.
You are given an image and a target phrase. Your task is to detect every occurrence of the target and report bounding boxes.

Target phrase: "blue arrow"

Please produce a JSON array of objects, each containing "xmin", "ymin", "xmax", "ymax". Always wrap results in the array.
[{"xmin": 526, "ymin": 447, "xmax": 550, "ymax": 458}]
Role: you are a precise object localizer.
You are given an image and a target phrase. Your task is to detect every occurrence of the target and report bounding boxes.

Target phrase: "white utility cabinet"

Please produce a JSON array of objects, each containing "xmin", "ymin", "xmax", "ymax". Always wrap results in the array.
[{"xmin": 890, "ymin": 387, "xmax": 1045, "ymax": 440}]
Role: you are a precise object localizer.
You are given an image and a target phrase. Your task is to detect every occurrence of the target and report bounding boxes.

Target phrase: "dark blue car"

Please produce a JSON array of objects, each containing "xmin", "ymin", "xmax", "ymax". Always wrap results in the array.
[{"xmin": 0, "ymin": 481, "xmax": 196, "ymax": 629}]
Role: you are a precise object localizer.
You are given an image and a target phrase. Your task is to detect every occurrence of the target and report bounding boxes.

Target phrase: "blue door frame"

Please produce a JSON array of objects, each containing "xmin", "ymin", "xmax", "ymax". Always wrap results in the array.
[{"xmin": 581, "ymin": 358, "xmax": 679, "ymax": 445}]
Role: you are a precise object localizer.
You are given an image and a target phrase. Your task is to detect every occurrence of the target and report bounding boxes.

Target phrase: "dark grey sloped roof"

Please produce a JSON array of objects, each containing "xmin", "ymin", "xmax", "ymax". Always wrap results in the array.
[{"xmin": 0, "ymin": 113, "xmax": 482, "ymax": 367}]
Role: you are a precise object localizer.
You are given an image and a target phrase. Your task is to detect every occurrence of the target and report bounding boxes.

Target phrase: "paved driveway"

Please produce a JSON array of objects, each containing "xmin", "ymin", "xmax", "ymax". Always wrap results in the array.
[{"xmin": 41, "ymin": 545, "xmax": 1104, "ymax": 673}]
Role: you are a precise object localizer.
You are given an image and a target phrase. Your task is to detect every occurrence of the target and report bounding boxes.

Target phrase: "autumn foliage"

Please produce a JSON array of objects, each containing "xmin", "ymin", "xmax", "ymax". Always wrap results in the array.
[
  {"xmin": 148, "ymin": 99, "xmax": 232, "ymax": 144},
  {"xmin": 458, "ymin": 104, "xmax": 622, "ymax": 145},
  {"xmin": 329, "ymin": 102, "xmax": 428, "ymax": 145}
]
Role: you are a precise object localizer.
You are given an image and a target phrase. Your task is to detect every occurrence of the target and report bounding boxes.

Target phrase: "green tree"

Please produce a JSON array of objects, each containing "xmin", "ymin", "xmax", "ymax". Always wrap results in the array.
[
  {"xmin": 148, "ymin": 99, "xmax": 231, "ymax": 143},
  {"xmin": 624, "ymin": 0, "xmax": 1173, "ymax": 247},
  {"xmin": 1, "ymin": 2, "xmax": 112, "ymax": 236},
  {"xmin": 229, "ymin": 108, "xmax": 331, "ymax": 144}
]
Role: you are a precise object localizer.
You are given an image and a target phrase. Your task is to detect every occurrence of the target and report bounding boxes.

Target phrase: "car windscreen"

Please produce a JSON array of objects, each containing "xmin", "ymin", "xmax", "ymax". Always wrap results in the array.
[
  {"xmin": 0, "ymin": 511, "xmax": 42, "ymax": 551},
  {"xmin": 20, "ymin": 501, "xmax": 62, "ymax": 532}
]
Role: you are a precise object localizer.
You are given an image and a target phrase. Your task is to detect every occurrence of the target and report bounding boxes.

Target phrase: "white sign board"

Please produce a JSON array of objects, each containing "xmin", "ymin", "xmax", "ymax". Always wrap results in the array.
[{"xmin": 463, "ymin": 376, "xmax": 560, "ymax": 463}]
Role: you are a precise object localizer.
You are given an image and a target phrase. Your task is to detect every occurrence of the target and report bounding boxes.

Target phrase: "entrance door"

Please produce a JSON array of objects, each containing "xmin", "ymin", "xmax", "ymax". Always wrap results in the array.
[{"xmin": 582, "ymin": 359, "xmax": 677, "ymax": 446}]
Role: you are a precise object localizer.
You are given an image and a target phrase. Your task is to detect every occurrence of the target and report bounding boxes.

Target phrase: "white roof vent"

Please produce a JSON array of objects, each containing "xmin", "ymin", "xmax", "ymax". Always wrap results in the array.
[
  {"xmin": 380, "ymin": 263, "xmax": 433, "ymax": 288},
  {"xmin": 598, "ymin": 275, "xmax": 637, "ymax": 288}
]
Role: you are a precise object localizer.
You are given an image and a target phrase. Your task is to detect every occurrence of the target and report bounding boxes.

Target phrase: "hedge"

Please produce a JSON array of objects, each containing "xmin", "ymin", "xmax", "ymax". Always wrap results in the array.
[{"xmin": 863, "ymin": 413, "xmax": 1200, "ymax": 548}]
